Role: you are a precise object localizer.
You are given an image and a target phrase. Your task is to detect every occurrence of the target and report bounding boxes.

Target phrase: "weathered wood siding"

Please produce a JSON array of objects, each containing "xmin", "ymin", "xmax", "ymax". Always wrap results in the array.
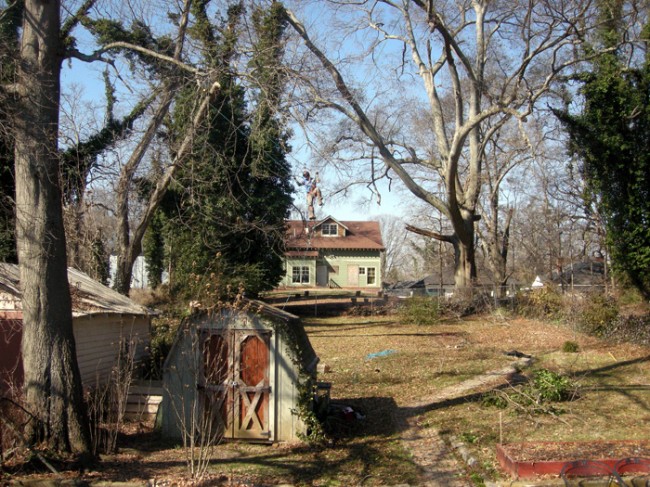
[
  {"xmin": 72, "ymin": 313, "xmax": 150, "ymax": 386},
  {"xmin": 162, "ymin": 310, "xmax": 306, "ymax": 442},
  {"xmin": 274, "ymin": 330, "xmax": 305, "ymax": 441},
  {"xmin": 0, "ymin": 312, "xmax": 23, "ymax": 395}
]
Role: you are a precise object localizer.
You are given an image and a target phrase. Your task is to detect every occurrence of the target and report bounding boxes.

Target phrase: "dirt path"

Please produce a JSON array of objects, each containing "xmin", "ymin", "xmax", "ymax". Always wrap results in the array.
[{"xmin": 396, "ymin": 357, "xmax": 533, "ymax": 486}]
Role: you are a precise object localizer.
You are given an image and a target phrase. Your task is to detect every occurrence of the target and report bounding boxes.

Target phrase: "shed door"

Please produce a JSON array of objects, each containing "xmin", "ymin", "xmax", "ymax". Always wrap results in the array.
[{"xmin": 202, "ymin": 329, "xmax": 272, "ymax": 441}]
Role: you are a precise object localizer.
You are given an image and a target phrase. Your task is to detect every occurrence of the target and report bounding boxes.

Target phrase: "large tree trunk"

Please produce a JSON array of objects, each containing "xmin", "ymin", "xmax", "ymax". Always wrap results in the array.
[
  {"xmin": 451, "ymin": 224, "xmax": 477, "ymax": 290},
  {"xmin": 406, "ymin": 215, "xmax": 478, "ymax": 289},
  {"xmin": 14, "ymin": 0, "xmax": 91, "ymax": 455},
  {"xmin": 482, "ymin": 204, "xmax": 514, "ymax": 298}
]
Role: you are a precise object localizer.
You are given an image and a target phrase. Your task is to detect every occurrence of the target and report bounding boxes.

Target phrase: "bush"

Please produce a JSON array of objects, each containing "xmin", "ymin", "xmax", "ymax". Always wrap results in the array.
[
  {"xmin": 482, "ymin": 368, "xmax": 576, "ymax": 413},
  {"xmin": 530, "ymin": 369, "xmax": 574, "ymax": 403},
  {"xmin": 514, "ymin": 287, "xmax": 564, "ymax": 319},
  {"xmin": 577, "ymin": 293, "xmax": 619, "ymax": 336},
  {"xmin": 142, "ymin": 316, "xmax": 178, "ymax": 380},
  {"xmin": 562, "ymin": 341, "xmax": 579, "ymax": 353},
  {"xmin": 399, "ymin": 296, "xmax": 442, "ymax": 325},
  {"xmin": 602, "ymin": 314, "xmax": 650, "ymax": 345}
]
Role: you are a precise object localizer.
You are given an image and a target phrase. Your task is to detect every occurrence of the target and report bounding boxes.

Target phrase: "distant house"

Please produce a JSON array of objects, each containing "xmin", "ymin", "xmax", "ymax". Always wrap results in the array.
[
  {"xmin": 0, "ymin": 263, "xmax": 152, "ymax": 394},
  {"xmin": 385, "ymin": 273, "xmax": 456, "ymax": 298},
  {"xmin": 551, "ymin": 258, "xmax": 607, "ymax": 289},
  {"xmin": 162, "ymin": 300, "xmax": 319, "ymax": 443},
  {"xmin": 108, "ymin": 255, "xmax": 169, "ymax": 290},
  {"xmin": 280, "ymin": 216, "xmax": 385, "ymax": 290}
]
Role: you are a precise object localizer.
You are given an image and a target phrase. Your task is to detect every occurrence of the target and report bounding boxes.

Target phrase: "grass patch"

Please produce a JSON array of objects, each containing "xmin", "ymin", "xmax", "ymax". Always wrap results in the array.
[
  {"xmin": 7, "ymin": 313, "xmax": 648, "ymax": 485},
  {"xmin": 305, "ymin": 314, "xmax": 650, "ymax": 484}
]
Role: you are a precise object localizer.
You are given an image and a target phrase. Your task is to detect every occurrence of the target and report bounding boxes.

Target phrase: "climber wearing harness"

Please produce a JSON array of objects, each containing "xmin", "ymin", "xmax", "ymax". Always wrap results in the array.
[{"xmin": 295, "ymin": 170, "xmax": 323, "ymax": 220}]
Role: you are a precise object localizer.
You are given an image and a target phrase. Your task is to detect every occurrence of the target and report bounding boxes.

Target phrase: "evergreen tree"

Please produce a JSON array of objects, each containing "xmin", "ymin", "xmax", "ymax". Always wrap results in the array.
[
  {"xmin": 143, "ymin": 210, "xmax": 166, "ymax": 289},
  {"xmin": 163, "ymin": 2, "xmax": 291, "ymax": 302},
  {"xmin": 0, "ymin": 0, "xmax": 22, "ymax": 263},
  {"xmin": 556, "ymin": 0, "xmax": 650, "ymax": 298}
]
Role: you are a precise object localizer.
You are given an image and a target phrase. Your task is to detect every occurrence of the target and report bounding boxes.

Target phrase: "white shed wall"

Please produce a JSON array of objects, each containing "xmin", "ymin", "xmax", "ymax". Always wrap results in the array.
[{"xmin": 73, "ymin": 313, "xmax": 150, "ymax": 386}]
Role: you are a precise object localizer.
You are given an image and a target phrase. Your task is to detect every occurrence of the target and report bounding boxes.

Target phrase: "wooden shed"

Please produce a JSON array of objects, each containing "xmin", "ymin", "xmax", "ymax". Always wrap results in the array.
[
  {"xmin": 0, "ymin": 263, "xmax": 151, "ymax": 393},
  {"xmin": 161, "ymin": 300, "xmax": 319, "ymax": 443}
]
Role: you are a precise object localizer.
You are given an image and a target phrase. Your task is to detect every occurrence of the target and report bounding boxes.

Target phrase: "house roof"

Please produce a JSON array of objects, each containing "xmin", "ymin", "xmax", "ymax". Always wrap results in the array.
[
  {"xmin": 285, "ymin": 216, "xmax": 385, "ymax": 251},
  {"xmin": 0, "ymin": 263, "xmax": 150, "ymax": 317},
  {"xmin": 551, "ymin": 259, "xmax": 606, "ymax": 286}
]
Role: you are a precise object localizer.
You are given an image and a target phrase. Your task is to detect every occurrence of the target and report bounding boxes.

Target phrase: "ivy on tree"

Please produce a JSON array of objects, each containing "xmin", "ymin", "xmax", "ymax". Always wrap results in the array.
[
  {"xmin": 152, "ymin": 2, "xmax": 292, "ymax": 301},
  {"xmin": 556, "ymin": 0, "xmax": 650, "ymax": 298}
]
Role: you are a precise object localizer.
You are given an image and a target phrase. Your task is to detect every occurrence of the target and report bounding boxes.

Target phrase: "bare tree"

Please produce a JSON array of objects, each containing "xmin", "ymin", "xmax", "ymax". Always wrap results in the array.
[
  {"xmin": 378, "ymin": 214, "xmax": 411, "ymax": 283},
  {"xmin": 282, "ymin": 0, "xmax": 595, "ymax": 289},
  {"xmin": 2, "ymin": 0, "xmax": 219, "ymax": 453},
  {"xmin": 477, "ymin": 119, "xmax": 538, "ymax": 296},
  {"xmin": 10, "ymin": 0, "xmax": 91, "ymax": 454}
]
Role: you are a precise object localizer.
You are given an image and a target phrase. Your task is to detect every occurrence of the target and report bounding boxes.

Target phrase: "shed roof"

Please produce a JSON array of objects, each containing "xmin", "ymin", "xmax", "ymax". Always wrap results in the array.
[
  {"xmin": 286, "ymin": 217, "xmax": 385, "ymax": 251},
  {"xmin": 173, "ymin": 299, "xmax": 319, "ymax": 374},
  {"xmin": 0, "ymin": 263, "xmax": 150, "ymax": 317}
]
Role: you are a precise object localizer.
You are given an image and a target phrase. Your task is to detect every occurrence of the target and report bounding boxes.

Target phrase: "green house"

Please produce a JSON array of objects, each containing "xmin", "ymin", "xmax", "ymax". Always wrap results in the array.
[{"xmin": 280, "ymin": 216, "xmax": 385, "ymax": 290}]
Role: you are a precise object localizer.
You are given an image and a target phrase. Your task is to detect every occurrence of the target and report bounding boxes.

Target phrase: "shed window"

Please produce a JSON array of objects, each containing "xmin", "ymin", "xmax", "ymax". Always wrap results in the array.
[
  {"xmin": 292, "ymin": 266, "xmax": 310, "ymax": 283},
  {"xmin": 321, "ymin": 223, "xmax": 338, "ymax": 236}
]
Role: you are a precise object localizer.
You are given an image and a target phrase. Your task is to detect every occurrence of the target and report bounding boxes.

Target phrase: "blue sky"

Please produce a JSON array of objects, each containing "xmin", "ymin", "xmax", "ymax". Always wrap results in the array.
[{"xmin": 57, "ymin": 4, "xmax": 410, "ymax": 225}]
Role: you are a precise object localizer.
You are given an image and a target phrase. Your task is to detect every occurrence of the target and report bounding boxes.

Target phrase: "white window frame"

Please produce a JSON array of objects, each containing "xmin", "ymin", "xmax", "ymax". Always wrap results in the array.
[
  {"xmin": 321, "ymin": 223, "xmax": 338, "ymax": 236},
  {"xmin": 357, "ymin": 266, "xmax": 376, "ymax": 285},
  {"xmin": 292, "ymin": 266, "xmax": 310, "ymax": 284},
  {"xmin": 367, "ymin": 267, "xmax": 376, "ymax": 285}
]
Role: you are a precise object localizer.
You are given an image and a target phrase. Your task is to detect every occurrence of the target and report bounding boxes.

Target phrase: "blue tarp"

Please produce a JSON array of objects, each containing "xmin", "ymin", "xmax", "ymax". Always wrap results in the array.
[{"xmin": 365, "ymin": 349, "xmax": 396, "ymax": 360}]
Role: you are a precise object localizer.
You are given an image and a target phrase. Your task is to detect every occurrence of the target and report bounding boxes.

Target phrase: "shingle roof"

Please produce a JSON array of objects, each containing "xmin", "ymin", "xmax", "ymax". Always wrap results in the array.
[
  {"xmin": 285, "ymin": 217, "xmax": 385, "ymax": 251},
  {"xmin": 0, "ymin": 263, "xmax": 150, "ymax": 316}
]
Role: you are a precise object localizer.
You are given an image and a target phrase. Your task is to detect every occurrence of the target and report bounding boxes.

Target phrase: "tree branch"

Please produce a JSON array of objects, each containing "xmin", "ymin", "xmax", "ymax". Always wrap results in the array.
[
  {"xmin": 61, "ymin": 0, "xmax": 96, "ymax": 40},
  {"xmin": 405, "ymin": 224, "xmax": 454, "ymax": 243},
  {"xmin": 67, "ymin": 42, "xmax": 202, "ymax": 75},
  {"xmin": 284, "ymin": 6, "xmax": 447, "ymax": 215}
]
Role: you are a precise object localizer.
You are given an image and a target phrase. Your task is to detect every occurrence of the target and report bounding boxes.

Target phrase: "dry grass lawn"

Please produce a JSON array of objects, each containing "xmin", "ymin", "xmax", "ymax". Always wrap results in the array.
[
  {"xmin": 306, "ymin": 311, "xmax": 650, "ymax": 483},
  {"xmin": 4, "ymin": 310, "xmax": 649, "ymax": 486}
]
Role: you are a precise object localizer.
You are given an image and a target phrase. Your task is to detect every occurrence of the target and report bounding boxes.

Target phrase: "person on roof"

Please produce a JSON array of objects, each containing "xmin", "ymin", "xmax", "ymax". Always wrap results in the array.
[{"xmin": 295, "ymin": 170, "xmax": 323, "ymax": 220}]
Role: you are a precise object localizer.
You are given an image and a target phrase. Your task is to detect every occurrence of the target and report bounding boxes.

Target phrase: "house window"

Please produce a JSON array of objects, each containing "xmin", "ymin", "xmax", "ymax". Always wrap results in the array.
[
  {"xmin": 292, "ymin": 266, "xmax": 310, "ymax": 284},
  {"xmin": 358, "ymin": 267, "xmax": 376, "ymax": 284},
  {"xmin": 367, "ymin": 267, "xmax": 376, "ymax": 285},
  {"xmin": 321, "ymin": 223, "xmax": 338, "ymax": 236}
]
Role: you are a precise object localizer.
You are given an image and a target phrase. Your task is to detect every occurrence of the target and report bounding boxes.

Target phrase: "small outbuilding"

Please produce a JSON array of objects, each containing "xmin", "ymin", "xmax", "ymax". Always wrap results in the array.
[
  {"xmin": 0, "ymin": 263, "xmax": 152, "ymax": 394},
  {"xmin": 161, "ymin": 299, "xmax": 319, "ymax": 443}
]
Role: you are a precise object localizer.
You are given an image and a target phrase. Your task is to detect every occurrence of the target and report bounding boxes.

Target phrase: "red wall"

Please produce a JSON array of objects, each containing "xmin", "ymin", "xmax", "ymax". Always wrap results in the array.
[{"xmin": 0, "ymin": 312, "xmax": 24, "ymax": 396}]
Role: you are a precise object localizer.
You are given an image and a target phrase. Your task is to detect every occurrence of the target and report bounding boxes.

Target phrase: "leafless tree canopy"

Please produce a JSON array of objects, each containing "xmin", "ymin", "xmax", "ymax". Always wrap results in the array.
[{"xmin": 280, "ymin": 0, "xmax": 636, "ymax": 288}]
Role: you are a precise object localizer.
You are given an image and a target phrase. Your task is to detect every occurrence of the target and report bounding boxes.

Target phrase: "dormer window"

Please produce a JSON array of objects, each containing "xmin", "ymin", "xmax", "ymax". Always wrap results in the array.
[{"xmin": 321, "ymin": 223, "xmax": 338, "ymax": 236}]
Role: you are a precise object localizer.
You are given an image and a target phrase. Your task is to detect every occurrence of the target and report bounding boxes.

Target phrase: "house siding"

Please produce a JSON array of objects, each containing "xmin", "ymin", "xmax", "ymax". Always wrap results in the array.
[
  {"xmin": 281, "ymin": 250, "xmax": 382, "ymax": 289},
  {"xmin": 0, "ymin": 311, "xmax": 149, "ymax": 391}
]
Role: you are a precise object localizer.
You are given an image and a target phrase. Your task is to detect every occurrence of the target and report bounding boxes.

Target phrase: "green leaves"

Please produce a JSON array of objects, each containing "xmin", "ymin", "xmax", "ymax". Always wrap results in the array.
[{"xmin": 556, "ymin": 6, "xmax": 650, "ymax": 298}]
